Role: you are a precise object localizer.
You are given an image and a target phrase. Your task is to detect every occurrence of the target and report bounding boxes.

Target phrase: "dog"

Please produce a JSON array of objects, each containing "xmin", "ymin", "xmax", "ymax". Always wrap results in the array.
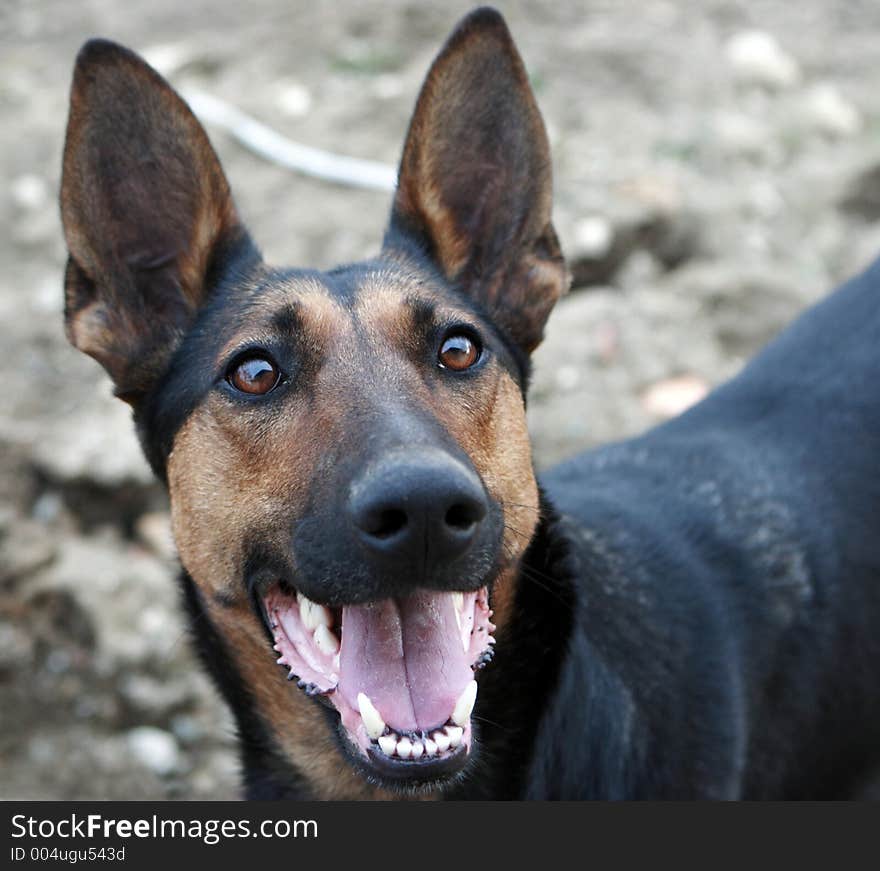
[{"xmin": 59, "ymin": 7, "xmax": 880, "ymax": 799}]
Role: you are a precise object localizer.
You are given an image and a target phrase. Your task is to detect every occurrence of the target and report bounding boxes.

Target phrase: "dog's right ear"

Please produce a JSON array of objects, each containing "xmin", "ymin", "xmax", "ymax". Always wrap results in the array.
[
  {"xmin": 60, "ymin": 39, "xmax": 250, "ymax": 403},
  {"xmin": 386, "ymin": 8, "xmax": 568, "ymax": 356}
]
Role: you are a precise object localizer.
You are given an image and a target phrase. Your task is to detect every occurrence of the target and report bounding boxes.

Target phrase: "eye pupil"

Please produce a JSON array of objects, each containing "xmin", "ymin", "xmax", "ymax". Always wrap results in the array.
[
  {"xmin": 439, "ymin": 334, "xmax": 479, "ymax": 371},
  {"xmin": 228, "ymin": 356, "xmax": 280, "ymax": 395}
]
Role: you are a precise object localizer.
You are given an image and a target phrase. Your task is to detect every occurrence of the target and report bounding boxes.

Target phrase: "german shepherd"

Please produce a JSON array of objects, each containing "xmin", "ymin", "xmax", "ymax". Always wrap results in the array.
[{"xmin": 59, "ymin": 8, "xmax": 880, "ymax": 798}]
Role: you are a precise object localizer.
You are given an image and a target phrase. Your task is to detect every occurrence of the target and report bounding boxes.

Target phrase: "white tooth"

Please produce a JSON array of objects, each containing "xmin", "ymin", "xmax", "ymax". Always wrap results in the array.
[
  {"xmin": 299, "ymin": 596, "xmax": 313, "ymax": 628},
  {"xmin": 410, "ymin": 741, "xmax": 424, "ymax": 759},
  {"xmin": 445, "ymin": 725, "xmax": 463, "ymax": 748},
  {"xmin": 357, "ymin": 693, "xmax": 386, "ymax": 740},
  {"xmin": 433, "ymin": 731, "xmax": 451, "ymax": 753},
  {"xmin": 424, "ymin": 738, "xmax": 438, "ymax": 756},
  {"xmin": 314, "ymin": 624, "xmax": 340, "ymax": 656},
  {"xmin": 451, "ymin": 679, "xmax": 478, "ymax": 727},
  {"xmin": 300, "ymin": 596, "xmax": 333, "ymax": 631},
  {"xmin": 396, "ymin": 737, "xmax": 412, "ymax": 759},
  {"xmin": 378, "ymin": 735, "xmax": 397, "ymax": 756}
]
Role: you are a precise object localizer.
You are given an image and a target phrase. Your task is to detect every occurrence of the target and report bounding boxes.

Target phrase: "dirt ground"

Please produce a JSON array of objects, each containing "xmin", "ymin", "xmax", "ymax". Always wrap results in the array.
[{"xmin": 2, "ymin": 0, "xmax": 880, "ymax": 799}]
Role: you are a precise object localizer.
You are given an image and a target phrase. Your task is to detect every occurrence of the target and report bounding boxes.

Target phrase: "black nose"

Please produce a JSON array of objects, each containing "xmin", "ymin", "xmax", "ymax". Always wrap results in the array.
[{"xmin": 349, "ymin": 451, "xmax": 488, "ymax": 569}]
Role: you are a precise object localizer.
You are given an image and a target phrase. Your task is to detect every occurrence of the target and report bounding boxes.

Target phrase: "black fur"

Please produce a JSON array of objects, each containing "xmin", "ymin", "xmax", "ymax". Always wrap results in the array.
[
  {"xmin": 61, "ymin": 10, "xmax": 880, "ymax": 800},
  {"xmin": 503, "ymin": 258, "xmax": 880, "ymax": 798}
]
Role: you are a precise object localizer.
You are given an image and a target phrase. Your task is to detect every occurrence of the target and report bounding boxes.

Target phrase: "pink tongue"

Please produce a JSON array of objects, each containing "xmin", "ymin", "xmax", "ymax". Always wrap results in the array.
[{"xmin": 337, "ymin": 591, "xmax": 472, "ymax": 732}]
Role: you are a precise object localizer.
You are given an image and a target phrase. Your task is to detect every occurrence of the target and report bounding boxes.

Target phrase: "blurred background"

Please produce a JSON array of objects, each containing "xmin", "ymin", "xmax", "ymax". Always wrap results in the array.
[{"xmin": 3, "ymin": 0, "xmax": 880, "ymax": 798}]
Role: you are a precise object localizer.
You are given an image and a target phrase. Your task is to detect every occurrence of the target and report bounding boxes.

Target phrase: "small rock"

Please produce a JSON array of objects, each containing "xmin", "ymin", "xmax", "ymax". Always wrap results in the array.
[
  {"xmin": 713, "ymin": 112, "xmax": 772, "ymax": 159},
  {"xmin": 120, "ymin": 674, "xmax": 192, "ymax": 719},
  {"xmin": 135, "ymin": 512, "xmax": 176, "ymax": 560},
  {"xmin": 126, "ymin": 727, "xmax": 182, "ymax": 777},
  {"xmin": 725, "ymin": 30, "xmax": 801, "ymax": 89},
  {"xmin": 748, "ymin": 181, "xmax": 784, "ymax": 219},
  {"xmin": 0, "ymin": 519, "xmax": 57, "ymax": 586},
  {"xmin": 802, "ymin": 83, "xmax": 861, "ymax": 137},
  {"xmin": 372, "ymin": 74, "xmax": 405, "ymax": 100},
  {"xmin": 10, "ymin": 174, "xmax": 49, "ymax": 211},
  {"xmin": 572, "ymin": 215, "xmax": 614, "ymax": 260},
  {"xmin": 170, "ymin": 714, "xmax": 204, "ymax": 744},
  {"xmin": 641, "ymin": 375, "xmax": 709, "ymax": 420},
  {"xmin": 31, "ymin": 492, "xmax": 64, "ymax": 525},
  {"xmin": 32, "ymin": 393, "xmax": 153, "ymax": 488},
  {"xmin": 142, "ymin": 42, "xmax": 198, "ymax": 77},
  {"xmin": 275, "ymin": 79, "xmax": 313, "ymax": 118},
  {"xmin": 554, "ymin": 365, "xmax": 581, "ymax": 392},
  {"xmin": 592, "ymin": 321, "xmax": 620, "ymax": 365}
]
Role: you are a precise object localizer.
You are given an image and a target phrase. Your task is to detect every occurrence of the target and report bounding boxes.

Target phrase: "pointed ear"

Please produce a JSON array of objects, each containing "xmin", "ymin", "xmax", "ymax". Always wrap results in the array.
[
  {"xmin": 60, "ymin": 39, "xmax": 250, "ymax": 402},
  {"xmin": 387, "ymin": 8, "xmax": 569, "ymax": 354}
]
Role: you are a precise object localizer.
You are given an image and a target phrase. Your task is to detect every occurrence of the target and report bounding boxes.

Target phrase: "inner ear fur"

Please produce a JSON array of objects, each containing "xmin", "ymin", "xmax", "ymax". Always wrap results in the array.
[
  {"xmin": 387, "ymin": 7, "xmax": 569, "ymax": 354},
  {"xmin": 60, "ymin": 38, "xmax": 249, "ymax": 401}
]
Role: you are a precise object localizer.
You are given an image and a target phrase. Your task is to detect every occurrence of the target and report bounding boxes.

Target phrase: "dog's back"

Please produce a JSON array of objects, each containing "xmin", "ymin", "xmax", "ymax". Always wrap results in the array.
[{"xmin": 534, "ymin": 258, "xmax": 880, "ymax": 798}]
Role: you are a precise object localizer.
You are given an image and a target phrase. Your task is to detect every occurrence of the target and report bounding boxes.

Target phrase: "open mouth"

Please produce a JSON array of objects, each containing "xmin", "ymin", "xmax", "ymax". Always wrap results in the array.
[{"xmin": 263, "ymin": 585, "xmax": 495, "ymax": 781}]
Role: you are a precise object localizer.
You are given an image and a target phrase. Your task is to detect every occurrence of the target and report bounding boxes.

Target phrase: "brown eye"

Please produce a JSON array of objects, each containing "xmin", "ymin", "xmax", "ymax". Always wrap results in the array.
[
  {"xmin": 227, "ymin": 355, "xmax": 281, "ymax": 395},
  {"xmin": 438, "ymin": 333, "xmax": 480, "ymax": 371}
]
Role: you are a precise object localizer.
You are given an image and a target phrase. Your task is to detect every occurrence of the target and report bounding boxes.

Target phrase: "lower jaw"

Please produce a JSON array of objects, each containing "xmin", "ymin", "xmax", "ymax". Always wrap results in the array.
[
  {"xmin": 364, "ymin": 740, "xmax": 470, "ymax": 787},
  {"xmin": 336, "ymin": 699, "xmax": 475, "ymax": 785}
]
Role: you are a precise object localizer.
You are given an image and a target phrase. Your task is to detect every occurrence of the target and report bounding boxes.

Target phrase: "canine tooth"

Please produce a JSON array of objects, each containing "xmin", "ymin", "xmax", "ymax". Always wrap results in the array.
[
  {"xmin": 300, "ymin": 596, "xmax": 333, "ymax": 631},
  {"xmin": 314, "ymin": 624, "xmax": 340, "ymax": 656},
  {"xmin": 396, "ymin": 737, "xmax": 412, "ymax": 759},
  {"xmin": 433, "ymin": 731, "xmax": 451, "ymax": 753},
  {"xmin": 451, "ymin": 680, "xmax": 477, "ymax": 727},
  {"xmin": 357, "ymin": 693, "xmax": 386, "ymax": 740},
  {"xmin": 424, "ymin": 738, "xmax": 438, "ymax": 756},
  {"xmin": 445, "ymin": 725, "xmax": 463, "ymax": 748},
  {"xmin": 378, "ymin": 735, "xmax": 397, "ymax": 756},
  {"xmin": 410, "ymin": 741, "xmax": 424, "ymax": 759}
]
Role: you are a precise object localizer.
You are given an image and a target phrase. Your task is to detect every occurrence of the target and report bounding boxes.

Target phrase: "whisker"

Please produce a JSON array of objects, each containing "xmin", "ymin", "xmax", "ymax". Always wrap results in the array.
[
  {"xmin": 500, "ymin": 500, "xmax": 544, "ymax": 513},
  {"xmin": 471, "ymin": 714, "xmax": 510, "ymax": 732},
  {"xmin": 499, "ymin": 540, "xmax": 570, "ymax": 607}
]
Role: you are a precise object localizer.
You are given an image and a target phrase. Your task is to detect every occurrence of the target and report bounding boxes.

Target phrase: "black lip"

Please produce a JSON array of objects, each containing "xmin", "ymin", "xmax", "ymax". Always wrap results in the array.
[{"xmin": 364, "ymin": 742, "xmax": 470, "ymax": 783}]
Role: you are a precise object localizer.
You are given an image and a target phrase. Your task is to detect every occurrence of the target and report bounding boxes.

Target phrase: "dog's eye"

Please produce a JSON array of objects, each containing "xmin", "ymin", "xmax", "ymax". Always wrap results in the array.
[
  {"xmin": 438, "ymin": 333, "xmax": 481, "ymax": 372},
  {"xmin": 227, "ymin": 355, "xmax": 281, "ymax": 395}
]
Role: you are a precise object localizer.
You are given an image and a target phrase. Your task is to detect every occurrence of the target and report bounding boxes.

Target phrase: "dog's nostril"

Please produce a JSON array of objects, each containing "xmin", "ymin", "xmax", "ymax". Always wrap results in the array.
[
  {"xmin": 445, "ymin": 501, "xmax": 481, "ymax": 531},
  {"xmin": 365, "ymin": 508, "xmax": 408, "ymax": 540}
]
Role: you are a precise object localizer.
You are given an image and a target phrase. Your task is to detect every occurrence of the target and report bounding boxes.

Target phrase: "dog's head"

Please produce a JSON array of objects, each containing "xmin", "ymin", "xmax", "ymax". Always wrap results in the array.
[{"xmin": 60, "ymin": 7, "xmax": 568, "ymax": 797}]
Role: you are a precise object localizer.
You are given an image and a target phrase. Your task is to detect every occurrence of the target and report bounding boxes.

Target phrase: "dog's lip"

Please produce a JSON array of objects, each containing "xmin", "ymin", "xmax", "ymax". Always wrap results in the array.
[
  {"xmin": 364, "ymin": 739, "xmax": 469, "ymax": 783},
  {"xmin": 262, "ymin": 582, "xmax": 495, "ymax": 782}
]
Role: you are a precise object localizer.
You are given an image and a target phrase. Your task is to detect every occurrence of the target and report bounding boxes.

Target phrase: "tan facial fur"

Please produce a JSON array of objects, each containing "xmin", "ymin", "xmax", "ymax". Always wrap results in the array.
[{"xmin": 166, "ymin": 272, "xmax": 537, "ymax": 798}]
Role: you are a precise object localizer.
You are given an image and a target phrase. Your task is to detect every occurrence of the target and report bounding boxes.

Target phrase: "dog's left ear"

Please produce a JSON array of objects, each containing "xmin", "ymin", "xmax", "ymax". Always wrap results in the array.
[{"xmin": 387, "ymin": 7, "xmax": 569, "ymax": 355}]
